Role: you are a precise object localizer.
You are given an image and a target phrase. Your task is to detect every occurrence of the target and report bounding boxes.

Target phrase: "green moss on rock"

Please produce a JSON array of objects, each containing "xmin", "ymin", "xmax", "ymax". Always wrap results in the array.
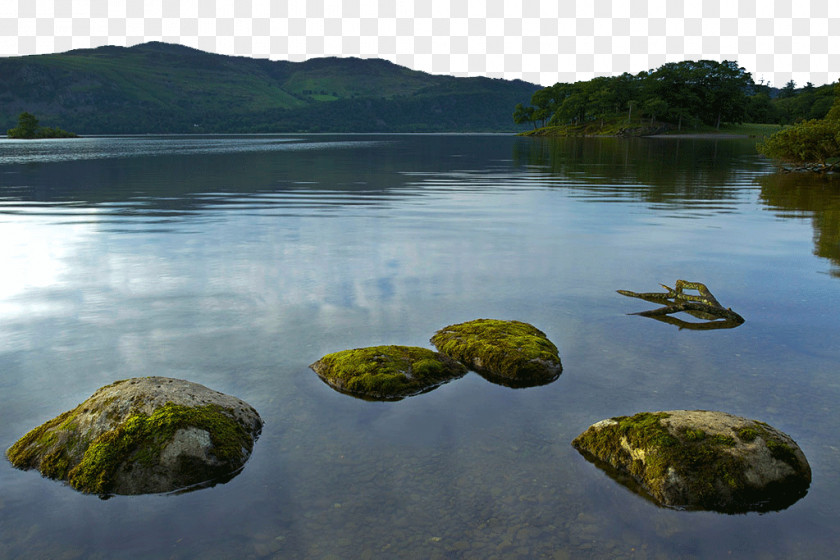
[
  {"xmin": 430, "ymin": 319, "xmax": 562, "ymax": 387},
  {"xmin": 6, "ymin": 377, "xmax": 262, "ymax": 496},
  {"xmin": 66, "ymin": 403, "xmax": 253, "ymax": 495},
  {"xmin": 572, "ymin": 410, "xmax": 811, "ymax": 513},
  {"xmin": 310, "ymin": 345, "xmax": 467, "ymax": 400},
  {"xmin": 8, "ymin": 408, "xmax": 93, "ymax": 485}
]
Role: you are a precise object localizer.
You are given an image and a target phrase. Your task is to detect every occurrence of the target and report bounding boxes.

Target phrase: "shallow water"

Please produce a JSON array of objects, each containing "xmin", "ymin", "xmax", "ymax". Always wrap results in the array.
[{"xmin": 1, "ymin": 134, "xmax": 839, "ymax": 559}]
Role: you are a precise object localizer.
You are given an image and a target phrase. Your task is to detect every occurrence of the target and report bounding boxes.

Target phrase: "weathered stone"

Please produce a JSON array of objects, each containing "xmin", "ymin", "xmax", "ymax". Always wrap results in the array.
[
  {"xmin": 431, "ymin": 319, "xmax": 562, "ymax": 387},
  {"xmin": 310, "ymin": 345, "xmax": 467, "ymax": 400},
  {"xmin": 572, "ymin": 410, "xmax": 811, "ymax": 513},
  {"xmin": 6, "ymin": 377, "xmax": 262, "ymax": 496}
]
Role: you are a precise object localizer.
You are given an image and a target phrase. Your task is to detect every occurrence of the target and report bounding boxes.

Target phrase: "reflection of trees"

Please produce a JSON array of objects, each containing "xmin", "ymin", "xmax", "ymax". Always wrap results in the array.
[
  {"xmin": 758, "ymin": 173, "xmax": 840, "ymax": 277},
  {"xmin": 512, "ymin": 136, "xmax": 766, "ymax": 206}
]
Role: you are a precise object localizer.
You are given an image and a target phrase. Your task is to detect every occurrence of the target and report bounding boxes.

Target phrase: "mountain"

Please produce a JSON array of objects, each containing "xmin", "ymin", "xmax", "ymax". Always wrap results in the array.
[{"xmin": 0, "ymin": 42, "xmax": 541, "ymax": 134}]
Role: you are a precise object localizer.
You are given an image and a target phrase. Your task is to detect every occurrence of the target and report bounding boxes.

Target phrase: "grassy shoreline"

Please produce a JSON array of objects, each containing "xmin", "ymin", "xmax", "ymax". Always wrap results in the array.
[{"xmin": 520, "ymin": 121, "xmax": 784, "ymax": 139}]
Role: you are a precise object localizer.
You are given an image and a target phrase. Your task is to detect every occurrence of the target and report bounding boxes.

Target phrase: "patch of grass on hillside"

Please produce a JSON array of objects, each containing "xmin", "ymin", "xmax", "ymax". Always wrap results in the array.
[
  {"xmin": 282, "ymin": 70, "xmax": 429, "ymax": 100},
  {"xmin": 35, "ymin": 54, "xmax": 306, "ymax": 111}
]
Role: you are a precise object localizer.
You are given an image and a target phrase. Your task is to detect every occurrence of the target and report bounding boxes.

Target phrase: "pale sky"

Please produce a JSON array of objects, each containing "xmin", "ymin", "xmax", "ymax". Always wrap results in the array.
[{"xmin": 1, "ymin": 0, "xmax": 838, "ymax": 88}]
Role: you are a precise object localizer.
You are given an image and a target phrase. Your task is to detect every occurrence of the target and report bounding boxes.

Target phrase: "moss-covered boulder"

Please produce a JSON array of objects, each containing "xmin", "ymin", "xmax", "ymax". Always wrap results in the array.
[
  {"xmin": 572, "ymin": 410, "xmax": 811, "ymax": 513},
  {"xmin": 310, "ymin": 345, "xmax": 467, "ymax": 400},
  {"xmin": 430, "ymin": 319, "xmax": 562, "ymax": 387},
  {"xmin": 6, "ymin": 377, "xmax": 262, "ymax": 497}
]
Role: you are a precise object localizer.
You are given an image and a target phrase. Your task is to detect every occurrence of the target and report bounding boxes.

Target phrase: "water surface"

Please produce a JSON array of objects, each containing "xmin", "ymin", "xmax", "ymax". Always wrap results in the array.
[{"xmin": 1, "ymin": 134, "xmax": 839, "ymax": 559}]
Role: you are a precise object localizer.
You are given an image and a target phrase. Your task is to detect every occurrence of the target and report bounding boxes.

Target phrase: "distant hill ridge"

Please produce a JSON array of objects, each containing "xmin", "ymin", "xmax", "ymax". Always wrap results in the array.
[{"xmin": 0, "ymin": 42, "xmax": 540, "ymax": 133}]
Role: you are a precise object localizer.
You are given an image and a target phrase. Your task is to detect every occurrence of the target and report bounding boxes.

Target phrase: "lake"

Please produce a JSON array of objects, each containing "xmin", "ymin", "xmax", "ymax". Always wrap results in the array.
[{"xmin": 1, "ymin": 134, "xmax": 839, "ymax": 559}]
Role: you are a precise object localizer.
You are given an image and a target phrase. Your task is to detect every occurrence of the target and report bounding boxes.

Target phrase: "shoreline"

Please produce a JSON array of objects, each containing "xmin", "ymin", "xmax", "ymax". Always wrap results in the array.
[
  {"xmin": 520, "ymin": 131, "xmax": 755, "ymax": 139},
  {"xmin": 646, "ymin": 133, "xmax": 750, "ymax": 139}
]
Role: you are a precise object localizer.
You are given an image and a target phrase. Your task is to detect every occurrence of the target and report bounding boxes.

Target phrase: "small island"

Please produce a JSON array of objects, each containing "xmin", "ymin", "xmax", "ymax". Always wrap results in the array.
[{"xmin": 6, "ymin": 112, "xmax": 78, "ymax": 139}]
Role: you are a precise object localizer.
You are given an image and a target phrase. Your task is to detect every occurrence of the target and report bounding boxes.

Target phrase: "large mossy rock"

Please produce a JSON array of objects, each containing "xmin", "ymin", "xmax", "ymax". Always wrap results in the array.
[
  {"xmin": 431, "ymin": 319, "xmax": 562, "ymax": 387},
  {"xmin": 572, "ymin": 410, "xmax": 811, "ymax": 513},
  {"xmin": 310, "ymin": 345, "xmax": 467, "ymax": 400},
  {"xmin": 6, "ymin": 377, "xmax": 262, "ymax": 496}
]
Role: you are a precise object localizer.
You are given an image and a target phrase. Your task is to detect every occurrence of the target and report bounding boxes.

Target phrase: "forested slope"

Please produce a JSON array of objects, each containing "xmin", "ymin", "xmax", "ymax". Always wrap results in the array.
[{"xmin": 0, "ymin": 42, "xmax": 540, "ymax": 133}]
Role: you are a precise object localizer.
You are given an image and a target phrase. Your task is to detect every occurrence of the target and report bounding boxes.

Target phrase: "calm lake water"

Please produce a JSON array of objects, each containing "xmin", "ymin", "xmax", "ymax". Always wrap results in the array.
[{"xmin": 1, "ymin": 134, "xmax": 839, "ymax": 559}]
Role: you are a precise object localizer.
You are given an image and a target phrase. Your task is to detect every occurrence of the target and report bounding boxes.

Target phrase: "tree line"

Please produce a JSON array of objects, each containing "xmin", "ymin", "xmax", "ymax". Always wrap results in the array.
[{"xmin": 514, "ymin": 60, "xmax": 836, "ymax": 132}]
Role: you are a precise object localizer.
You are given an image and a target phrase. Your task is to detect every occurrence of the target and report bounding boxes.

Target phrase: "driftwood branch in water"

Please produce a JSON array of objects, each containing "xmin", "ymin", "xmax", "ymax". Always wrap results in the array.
[{"xmin": 617, "ymin": 280, "xmax": 745, "ymax": 330}]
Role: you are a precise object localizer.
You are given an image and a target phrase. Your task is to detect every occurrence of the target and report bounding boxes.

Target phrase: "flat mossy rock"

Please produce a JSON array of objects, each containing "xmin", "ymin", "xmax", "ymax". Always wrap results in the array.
[
  {"xmin": 431, "ymin": 319, "xmax": 562, "ymax": 387},
  {"xmin": 572, "ymin": 410, "xmax": 811, "ymax": 513},
  {"xmin": 310, "ymin": 345, "xmax": 467, "ymax": 401},
  {"xmin": 6, "ymin": 377, "xmax": 262, "ymax": 497}
]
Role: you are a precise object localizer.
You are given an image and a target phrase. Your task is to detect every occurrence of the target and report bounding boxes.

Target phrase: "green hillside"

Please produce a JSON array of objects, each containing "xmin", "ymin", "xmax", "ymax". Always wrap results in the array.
[{"xmin": 0, "ymin": 42, "xmax": 539, "ymax": 133}]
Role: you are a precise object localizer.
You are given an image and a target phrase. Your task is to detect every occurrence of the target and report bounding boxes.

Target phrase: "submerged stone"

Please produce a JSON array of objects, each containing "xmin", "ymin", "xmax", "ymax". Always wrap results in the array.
[
  {"xmin": 572, "ymin": 410, "xmax": 811, "ymax": 513},
  {"xmin": 6, "ymin": 377, "xmax": 262, "ymax": 497},
  {"xmin": 310, "ymin": 345, "xmax": 467, "ymax": 400},
  {"xmin": 430, "ymin": 319, "xmax": 562, "ymax": 387}
]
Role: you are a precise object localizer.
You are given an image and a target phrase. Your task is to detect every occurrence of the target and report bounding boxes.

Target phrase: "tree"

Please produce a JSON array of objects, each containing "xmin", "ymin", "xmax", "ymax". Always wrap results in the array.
[
  {"xmin": 585, "ymin": 76, "xmax": 620, "ymax": 128},
  {"xmin": 702, "ymin": 60, "xmax": 752, "ymax": 127},
  {"xmin": 6, "ymin": 112, "xmax": 77, "ymax": 139},
  {"xmin": 779, "ymin": 80, "xmax": 797, "ymax": 99},
  {"xmin": 530, "ymin": 89, "xmax": 555, "ymax": 128},
  {"xmin": 644, "ymin": 60, "xmax": 751, "ymax": 128},
  {"xmin": 554, "ymin": 91, "xmax": 589, "ymax": 125},
  {"xmin": 610, "ymin": 73, "xmax": 641, "ymax": 116},
  {"xmin": 745, "ymin": 93, "xmax": 777, "ymax": 124},
  {"xmin": 825, "ymin": 82, "xmax": 840, "ymax": 122},
  {"xmin": 7, "ymin": 112, "xmax": 39, "ymax": 138},
  {"xmin": 757, "ymin": 119, "xmax": 840, "ymax": 172},
  {"xmin": 643, "ymin": 65, "xmax": 698, "ymax": 130},
  {"xmin": 669, "ymin": 104, "xmax": 698, "ymax": 131},
  {"xmin": 642, "ymin": 97, "xmax": 668, "ymax": 125},
  {"xmin": 513, "ymin": 103, "xmax": 536, "ymax": 129}
]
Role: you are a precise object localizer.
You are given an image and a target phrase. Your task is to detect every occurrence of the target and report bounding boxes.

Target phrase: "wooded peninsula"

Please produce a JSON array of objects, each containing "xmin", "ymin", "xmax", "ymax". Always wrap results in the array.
[{"xmin": 514, "ymin": 59, "xmax": 840, "ymax": 172}]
